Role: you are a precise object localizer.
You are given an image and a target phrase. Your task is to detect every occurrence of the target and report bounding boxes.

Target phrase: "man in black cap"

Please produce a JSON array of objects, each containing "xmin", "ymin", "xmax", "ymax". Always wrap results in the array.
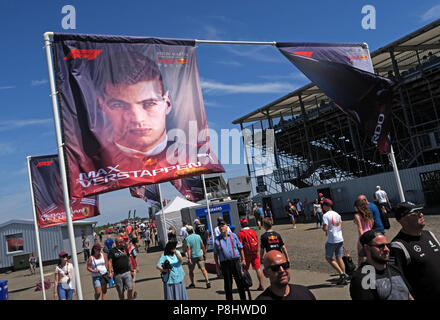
[
  {"xmin": 349, "ymin": 230, "xmax": 412, "ymax": 300},
  {"xmin": 389, "ymin": 202, "xmax": 440, "ymax": 300}
]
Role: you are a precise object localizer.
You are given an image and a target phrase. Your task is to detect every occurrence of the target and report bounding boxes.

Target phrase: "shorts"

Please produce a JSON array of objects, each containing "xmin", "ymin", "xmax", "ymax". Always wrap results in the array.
[
  {"xmin": 244, "ymin": 254, "xmax": 260, "ymax": 270},
  {"xmin": 57, "ymin": 283, "xmax": 74, "ymax": 300},
  {"xmin": 92, "ymin": 275, "xmax": 107, "ymax": 289},
  {"xmin": 188, "ymin": 256, "xmax": 205, "ymax": 271},
  {"xmin": 290, "ymin": 215, "xmax": 295, "ymax": 221},
  {"xmin": 114, "ymin": 271, "xmax": 133, "ymax": 295},
  {"xmin": 325, "ymin": 241, "xmax": 343, "ymax": 258}
]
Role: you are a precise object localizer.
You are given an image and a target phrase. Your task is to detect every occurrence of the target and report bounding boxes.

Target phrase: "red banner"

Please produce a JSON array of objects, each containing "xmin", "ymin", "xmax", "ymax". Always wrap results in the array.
[{"xmin": 29, "ymin": 155, "xmax": 100, "ymax": 228}]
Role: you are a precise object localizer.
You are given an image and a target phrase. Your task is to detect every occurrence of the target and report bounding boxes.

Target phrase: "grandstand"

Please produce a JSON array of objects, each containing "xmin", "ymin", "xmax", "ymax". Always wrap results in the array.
[{"xmin": 233, "ymin": 19, "xmax": 440, "ymax": 207}]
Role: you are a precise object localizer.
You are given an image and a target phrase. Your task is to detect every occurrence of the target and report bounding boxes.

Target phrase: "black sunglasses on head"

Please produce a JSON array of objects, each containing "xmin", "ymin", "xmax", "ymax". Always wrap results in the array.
[{"xmin": 270, "ymin": 261, "xmax": 290, "ymax": 272}]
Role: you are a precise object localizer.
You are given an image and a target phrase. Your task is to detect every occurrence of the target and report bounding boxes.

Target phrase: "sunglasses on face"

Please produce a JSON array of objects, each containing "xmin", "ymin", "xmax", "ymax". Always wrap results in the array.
[
  {"xmin": 61, "ymin": 255, "xmax": 68, "ymax": 258},
  {"xmin": 270, "ymin": 261, "xmax": 290, "ymax": 272},
  {"xmin": 407, "ymin": 210, "xmax": 422, "ymax": 217},
  {"xmin": 368, "ymin": 243, "xmax": 389, "ymax": 250}
]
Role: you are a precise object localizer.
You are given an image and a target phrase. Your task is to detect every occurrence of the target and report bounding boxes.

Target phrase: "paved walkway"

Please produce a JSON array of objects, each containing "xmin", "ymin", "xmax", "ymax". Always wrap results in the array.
[{"xmin": 3, "ymin": 214, "xmax": 440, "ymax": 300}]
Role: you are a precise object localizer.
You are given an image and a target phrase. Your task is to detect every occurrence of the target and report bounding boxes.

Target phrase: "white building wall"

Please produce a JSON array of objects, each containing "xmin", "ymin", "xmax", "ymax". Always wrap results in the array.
[{"xmin": 254, "ymin": 163, "xmax": 440, "ymax": 217}]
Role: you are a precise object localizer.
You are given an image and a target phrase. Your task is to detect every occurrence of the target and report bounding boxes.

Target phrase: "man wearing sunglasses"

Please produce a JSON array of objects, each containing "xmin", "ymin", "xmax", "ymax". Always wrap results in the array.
[
  {"xmin": 389, "ymin": 202, "xmax": 440, "ymax": 300},
  {"xmin": 256, "ymin": 250, "xmax": 315, "ymax": 300},
  {"xmin": 349, "ymin": 230, "xmax": 412, "ymax": 300}
]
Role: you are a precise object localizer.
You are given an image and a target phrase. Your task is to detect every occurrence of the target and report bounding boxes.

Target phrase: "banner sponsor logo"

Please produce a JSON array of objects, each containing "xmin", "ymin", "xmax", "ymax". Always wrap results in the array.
[
  {"xmin": 293, "ymin": 51, "xmax": 313, "ymax": 58},
  {"xmin": 64, "ymin": 49, "xmax": 102, "ymax": 60},
  {"xmin": 348, "ymin": 55, "xmax": 368, "ymax": 60},
  {"xmin": 35, "ymin": 161, "xmax": 53, "ymax": 167}
]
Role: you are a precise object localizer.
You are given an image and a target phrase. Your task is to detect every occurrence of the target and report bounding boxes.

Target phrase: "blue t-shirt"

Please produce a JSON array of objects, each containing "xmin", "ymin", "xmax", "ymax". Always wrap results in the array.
[
  {"xmin": 185, "ymin": 234, "xmax": 203, "ymax": 258},
  {"xmin": 157, "ymin": 250, "xmax": 185, "ymax": 284},
  {"xmin": 259, "ymin": 208, "xmax": 264, "ymax": 217},
  {"xmin": 368, "ymin": 203, "xmax": 385, "ymax": 233},
  {"xmin": 105, "ymin": 238, "xmax": 114, "ymax": 251}
]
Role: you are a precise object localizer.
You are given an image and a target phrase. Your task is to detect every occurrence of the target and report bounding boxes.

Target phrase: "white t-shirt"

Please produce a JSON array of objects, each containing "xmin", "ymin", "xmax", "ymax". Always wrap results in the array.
[
  {"xmin": 322, "ymin": 210, "xmax": 343, "ymax": 244},
  {"xmin": 179, "ymin": 226, "xmax": 188, "ymax": 239},
  {"xmin": 313, "ymin": 203, "xmax": 322, "ymax": 213},
  {"xmin": 375, "ymin": 190, "xmax": 388, "ymax": 204}
]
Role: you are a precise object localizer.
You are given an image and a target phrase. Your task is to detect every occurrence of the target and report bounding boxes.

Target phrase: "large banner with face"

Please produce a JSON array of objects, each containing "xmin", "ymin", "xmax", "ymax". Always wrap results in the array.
[
  {"xmin": 170, "ymin": 176, "xmax": 205, "ymax": 202},
  {"xmin": 129, "ymin": 184, "xmax": 161, "ymax": 209},
  {"xmin": 29, "ymin": 155, "xmax": 100, "ymax": 228},
  {"xmin": 277, "ymin": 42, "xmax": 395, "ymax": 154},
  {"xmin": 52, "ymin": 34, "xmax": 225, "ymax": 198}
]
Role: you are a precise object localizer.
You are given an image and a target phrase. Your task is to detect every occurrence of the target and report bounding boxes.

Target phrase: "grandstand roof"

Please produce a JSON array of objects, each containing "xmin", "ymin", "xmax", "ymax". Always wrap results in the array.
[{"xmin": 232, "ymin": 18, "xmax": 440, "ymax": 125}]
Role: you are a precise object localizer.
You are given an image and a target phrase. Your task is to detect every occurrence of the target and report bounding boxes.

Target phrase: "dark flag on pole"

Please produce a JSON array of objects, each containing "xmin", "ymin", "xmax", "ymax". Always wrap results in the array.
[
  {"xmin": 51, "ymin": 33, "xmax": 224, "ymax": 199},
  {"xmin": 29, "ymin": 154, "xmax": 100, "ymax": 228},
  {"xmin": 277, "ymin": 42, "xmax": 395, "ymax": 154},
  {"xmin": 170, "ymin": 176, "xmax": 205, "ymax": 202},
  {"xmin": 129, "ymin": 184, "xmax": 161, "ymax": 209}
]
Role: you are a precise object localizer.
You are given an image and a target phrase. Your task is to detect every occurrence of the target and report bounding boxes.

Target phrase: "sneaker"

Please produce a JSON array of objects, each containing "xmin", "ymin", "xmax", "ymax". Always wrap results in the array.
[
  {"xmin": 188, "ymin": 283, "xmax": 195, "ymax": 289},
  {"xmin": 257, "ymin": 285, "xmax": 264, "ymax": 291},
  {"xmin": 132, "ymin": 291, "xmax": 137, "ymax": 299},
  {"xmin": 206, "ymin": 282, "xmax": 211, "ymax": 289},
  {"xmin": 336, "ymin": 274, "xmax": 348, "ymax": 285}
]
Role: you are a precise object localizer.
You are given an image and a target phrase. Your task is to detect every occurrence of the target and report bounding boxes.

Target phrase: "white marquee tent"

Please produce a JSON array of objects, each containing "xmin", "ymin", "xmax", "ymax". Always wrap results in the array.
[{"xmin": 155, "ymin": 196, "xmax": 200, "ymax": 248}]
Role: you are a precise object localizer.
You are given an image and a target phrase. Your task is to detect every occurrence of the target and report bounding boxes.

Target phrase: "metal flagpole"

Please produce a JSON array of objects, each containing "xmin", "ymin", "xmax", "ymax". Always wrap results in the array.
[
  {"xmin": 43, "ymin": 32, "xmax": 83, "ymax": 300},
  {"xmin": 388, "ymin": 144, "xmax": 405, "ymax": 202},
  {"xmin": 158, "ymin": 184, "xmax": 167, "ymax": 247},
  {"xmin": 201, "ymin": 174, "xmax": 215, "ymax": 249},
  {"xmin": 26, "ymin": 156, "xmax": 46, "ymax": 300},
  {"xmin": 195, "ymin": 39, "xmax": 276, "ymax": 46}
]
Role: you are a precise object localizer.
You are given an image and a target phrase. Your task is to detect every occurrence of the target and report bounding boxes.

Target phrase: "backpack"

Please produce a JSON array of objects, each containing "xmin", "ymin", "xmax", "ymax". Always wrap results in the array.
[
  {"xmin": 195, "ymin": 224, "xmax": 206, "ymax": 237},
  {"xmin": 240, "ymin": 229, "xmax": 259, "ymax": 254}
]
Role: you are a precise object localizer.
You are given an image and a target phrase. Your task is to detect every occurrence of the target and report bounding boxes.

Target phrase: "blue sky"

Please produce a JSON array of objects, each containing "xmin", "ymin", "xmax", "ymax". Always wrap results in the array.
[{"xmin": 0, "ymin": 0, "xmax": 439, "ymax": 226}]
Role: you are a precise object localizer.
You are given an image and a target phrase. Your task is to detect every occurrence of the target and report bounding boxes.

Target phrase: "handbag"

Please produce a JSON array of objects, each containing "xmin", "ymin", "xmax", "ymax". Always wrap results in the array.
[
  {"xmin": 240, "ymin": 268, "xmax": 253, "ymax": 289},
  {"xmin": 342, "ymin": 247, "xmax": 356, "ymax": 276},
  {"xmin": 101, "ymin": 272, "xmax": 111, "ymax": 284}
]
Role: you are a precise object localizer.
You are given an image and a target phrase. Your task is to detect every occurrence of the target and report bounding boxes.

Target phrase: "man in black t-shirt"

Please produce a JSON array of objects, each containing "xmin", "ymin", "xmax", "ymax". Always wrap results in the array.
[
  {"xmin": 389, "ymin": 202, "xmax": 440, "ymax": 300},
  {"xmin": 256, "ymin": 250, "xmax": 315, "ymax": 300},
  {"xmin": 260, "ymin": 218, "xmax": 290, "ymax": 265},
  {"xmin": 350, "ymin": 230, "xmax": 412, "ymax": 300},
  {"xmin": 194, "ymin": 219, "xmax": 208, "ymax": 247},
  {"xmin": 108, "ymin": 237, "xmax": 135, "ymax": 300}
]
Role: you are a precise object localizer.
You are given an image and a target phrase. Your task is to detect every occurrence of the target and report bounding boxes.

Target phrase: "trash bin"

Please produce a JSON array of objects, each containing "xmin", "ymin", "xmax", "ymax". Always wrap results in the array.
[
  {"xmin": 13, "ymin": 253, "xmax": 30, "ymax": 271},
  {"xmin": 0, "ymin": 280, "xmax": 8, "ymax": 300}
]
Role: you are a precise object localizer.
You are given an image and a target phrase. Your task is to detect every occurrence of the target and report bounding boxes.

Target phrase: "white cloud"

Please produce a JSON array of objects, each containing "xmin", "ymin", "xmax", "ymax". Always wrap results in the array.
[
  {"xmin": 421, "ymin": 5, "xmax": 440, "ymax": 21},
  {"xmin": 223, "ymin": 45, "xmax": 281, "ymax": 63},
  {"xmin": 0, "ymin": 118, "xmax": 52, "ymax": 132},
  {"xmin": 0, "ymin": 85, "xmax": 16, "ymax": 90},
  {"xmin": 0, "ymin": 143, "xmax": 16, "ymax": 156},
  {"xmin": 216, "ymin": 60, "xmax": 243, "ymax": 67},
  {"xmin": 201, "ymin": 79, "xmax": 295, "ymax": 94},
  {"xmin": 31, "ymin": 79, "xmax": 49, "ymax": 86}
]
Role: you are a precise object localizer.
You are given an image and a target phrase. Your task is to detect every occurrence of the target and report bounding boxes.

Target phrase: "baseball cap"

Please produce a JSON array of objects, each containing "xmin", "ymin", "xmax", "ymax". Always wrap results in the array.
[
  {"xmin": 322, "ymin": 198, "xmax": 333, "ymax": 207},
  {"xmin": 318, "ymin": 193, "xmax": 323, "ymax": 197},
  {"xmin": 240, "ymin": 218, "xmax": 248, "ymax": 226},
  {"xmin": 186, "ymin": 225, "xmax": 193, "ymax": 232},
  {"xmin": 92, "ymin": 243, "xmax": 102, "ymax": 250},
  {"xmin": 392, "ymin": 202, "xmax": 424, "ymax": 220},
  {"xmin": 59, "ymin": 251, "xmax": 69, "ymax": 258},
  {"xmin": 194, "ymin": 219, "xmax": 200, "ymax": 224},
  {"xmin": 376, "ymin": 185, "xmax": 381, "ymax": 189},
  {"xmin": 359, "ymin": 230, "xmax": 385, "ymax": 246}
]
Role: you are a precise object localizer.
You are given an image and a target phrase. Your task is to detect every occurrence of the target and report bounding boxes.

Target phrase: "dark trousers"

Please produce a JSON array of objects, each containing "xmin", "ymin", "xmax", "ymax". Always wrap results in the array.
[
  {"xmin": 83, "ymin": 249, "xmax": 90, "ymax": 262},
  {"xmin": 220, "ymin": 258, "xmax": 246, "ymax": 301}
]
